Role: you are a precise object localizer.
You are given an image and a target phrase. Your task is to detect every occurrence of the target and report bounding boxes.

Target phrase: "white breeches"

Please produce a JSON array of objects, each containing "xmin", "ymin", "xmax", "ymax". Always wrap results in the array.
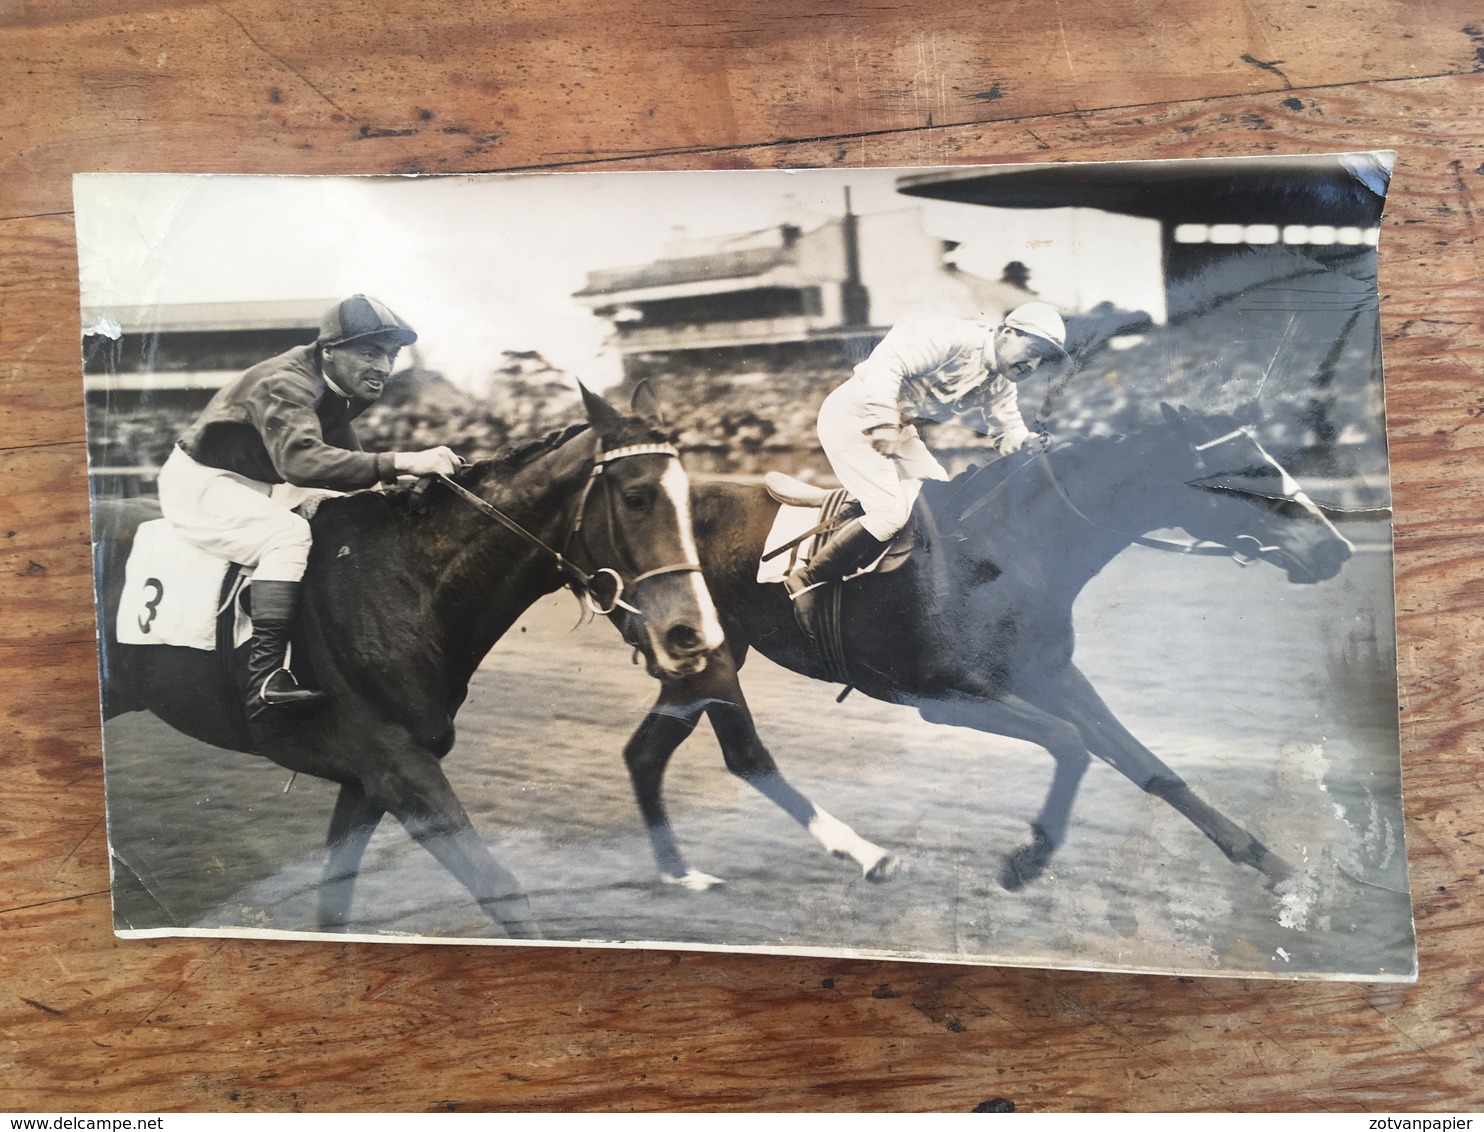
[
  {"xmin": 817, "ymin": 383, "xmax": 949, "ymax": 541},
  {"xmin": 156, "ymin": 447, "xmax": 312, "ymax": 583}
]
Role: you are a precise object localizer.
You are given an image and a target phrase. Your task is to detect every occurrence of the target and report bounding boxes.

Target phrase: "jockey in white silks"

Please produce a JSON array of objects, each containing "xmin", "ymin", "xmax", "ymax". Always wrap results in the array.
[{"xmin": 783, "ymin": 301, "xmax": 1069, "ymax": 600}]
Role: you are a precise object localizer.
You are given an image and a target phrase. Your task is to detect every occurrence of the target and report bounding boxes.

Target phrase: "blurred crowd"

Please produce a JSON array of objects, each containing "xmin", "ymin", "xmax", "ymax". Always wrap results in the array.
[{"xmin": 88, "ymin": 290, "xmax": 1387, "ymax": 498}]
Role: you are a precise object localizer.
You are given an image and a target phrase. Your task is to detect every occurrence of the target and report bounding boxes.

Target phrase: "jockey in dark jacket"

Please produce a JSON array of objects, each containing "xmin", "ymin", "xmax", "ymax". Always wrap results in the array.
[{"xmin": 158, "ymin": 294, "xmax": 461, "ymax": 726}]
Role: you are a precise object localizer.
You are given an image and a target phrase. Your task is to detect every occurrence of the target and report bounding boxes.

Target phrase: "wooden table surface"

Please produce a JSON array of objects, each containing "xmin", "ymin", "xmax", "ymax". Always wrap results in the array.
[{"xmin": 4, "ymin": 0, "xmax": 1481, "ymax": 1113}]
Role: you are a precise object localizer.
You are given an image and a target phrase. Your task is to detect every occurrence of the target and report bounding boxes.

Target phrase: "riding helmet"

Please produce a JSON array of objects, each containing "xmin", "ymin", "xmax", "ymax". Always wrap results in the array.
[{"xmin": 318, "ymin": 294, "xmax": 419, "ymax": 348}]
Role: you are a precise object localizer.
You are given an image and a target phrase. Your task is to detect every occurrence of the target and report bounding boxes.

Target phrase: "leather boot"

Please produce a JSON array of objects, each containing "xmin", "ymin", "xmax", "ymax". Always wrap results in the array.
[
  {"xmin": 783, "ymin": 517, "xmax": 891, "ymax": 599},
  {"xmin": 245, "ymin": 579, "xmax": 327, "ymax": 723}
]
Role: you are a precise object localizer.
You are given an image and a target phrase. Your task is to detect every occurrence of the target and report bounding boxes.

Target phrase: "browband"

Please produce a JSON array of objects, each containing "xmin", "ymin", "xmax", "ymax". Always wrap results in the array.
[{"xmin": 599, "ymin": 443, "xmax": 679, "ymax": 463}]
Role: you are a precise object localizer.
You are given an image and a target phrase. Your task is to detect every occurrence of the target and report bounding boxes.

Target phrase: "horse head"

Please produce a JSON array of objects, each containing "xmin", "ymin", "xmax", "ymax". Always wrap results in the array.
[
  {"xmin": 574, "ymin": 382, "xmax": 724, "ymax": 678},
  {"xmin": 1156, "ymin": 402, "xmax": 1354, "ymax": 584}
]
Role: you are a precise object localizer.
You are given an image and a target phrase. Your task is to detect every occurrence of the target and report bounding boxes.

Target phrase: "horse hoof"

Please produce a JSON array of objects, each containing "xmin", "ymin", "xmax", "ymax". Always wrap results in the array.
[
  {"xmin": 864, "ymin": 853, "xmax": 903, "ymax": 883},
  {"xmin": 663, "ymin": 869, "xmax": 726, "ymax": 892},
  {"xmin": 1257, "ymin": 849, "xmax": 1296, "ymax": 888},
  {"xmin": 1000, "ymin": 827, "xmax": 1055, "ymax": 892},
  {"xmin": 999, "ymin": 855, "xmax": 1040, "ymax": 892}
]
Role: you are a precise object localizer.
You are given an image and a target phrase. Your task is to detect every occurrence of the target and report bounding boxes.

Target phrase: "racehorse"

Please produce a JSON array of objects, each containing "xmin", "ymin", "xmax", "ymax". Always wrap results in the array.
[
  {"xmin": 94, "ymin": 384, "xmax": 724, "ymax": 938},
  {"xmin": 614, "ymin": 404, "xmax": 1355, "ymax": 894}
]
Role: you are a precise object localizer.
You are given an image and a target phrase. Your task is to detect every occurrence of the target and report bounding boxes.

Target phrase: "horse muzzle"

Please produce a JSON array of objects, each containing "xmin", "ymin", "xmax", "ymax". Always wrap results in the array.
[
  {"xmin": 619, "ymin": 569, "xmax": 724, "ymax": 679},
  {"xmin": 643, "ymin": 616, "xmax": 724, "ymax": 678},
  {"xmin": 1238, "ymin": 531, "xmax": 1353, "ymax": 584}
]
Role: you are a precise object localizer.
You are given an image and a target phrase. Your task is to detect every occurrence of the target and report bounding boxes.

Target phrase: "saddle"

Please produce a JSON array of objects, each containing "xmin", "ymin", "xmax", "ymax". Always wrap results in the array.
[
  {"xmin": 758, "ymin": 473, "xmax": 928, "ymax": 687},
  {"xmin": 757, "ymin": 472, "xmax": 915, "ymax": 581}
]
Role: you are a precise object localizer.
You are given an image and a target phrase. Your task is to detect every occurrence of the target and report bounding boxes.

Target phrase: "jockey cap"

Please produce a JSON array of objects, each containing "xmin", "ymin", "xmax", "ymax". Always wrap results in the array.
[
  {"xmin": 1003, "ymin": 302, "xmax": 1067, "ymax": 356},
  {"xmin": 318, "ymin": 294, "xmax": 419, "ymax": 349}
]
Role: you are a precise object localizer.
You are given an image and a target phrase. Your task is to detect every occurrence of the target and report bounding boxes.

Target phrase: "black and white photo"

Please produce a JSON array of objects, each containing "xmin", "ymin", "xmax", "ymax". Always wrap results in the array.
[{"xmin": 76, "ymin": 156, "xmax": 1412, "ymax": 981}]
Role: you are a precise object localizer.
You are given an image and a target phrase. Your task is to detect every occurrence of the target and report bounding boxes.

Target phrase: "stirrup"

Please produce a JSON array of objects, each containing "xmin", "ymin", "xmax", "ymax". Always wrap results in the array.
[
  {"xmin": 782, "ymin": 572, "xmax": 827, "ymax": 601},
  {"xmin": 257, "ymin": 668, "xmax": 326, "ymax": 706}
]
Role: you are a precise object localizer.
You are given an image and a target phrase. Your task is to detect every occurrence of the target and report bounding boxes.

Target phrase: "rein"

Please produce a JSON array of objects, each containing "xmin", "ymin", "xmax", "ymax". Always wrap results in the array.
[
  {"xmin": 1031, "ymin": 448, "xmax": 1239, "ymax": 559},
  {"xmin": 432, "ymin": 441, "xmax": 702, "ymax": 618},
  {"xmin": 957, "ymin": 440, "xmax": 1240, "ymax": 560}
]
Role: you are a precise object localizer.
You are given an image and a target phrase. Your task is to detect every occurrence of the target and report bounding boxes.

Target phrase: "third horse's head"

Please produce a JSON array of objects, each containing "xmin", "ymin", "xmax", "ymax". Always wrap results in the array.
[{"xmin": 1160, "ymin": 403, "xmax": 1354, "ymax": 584}]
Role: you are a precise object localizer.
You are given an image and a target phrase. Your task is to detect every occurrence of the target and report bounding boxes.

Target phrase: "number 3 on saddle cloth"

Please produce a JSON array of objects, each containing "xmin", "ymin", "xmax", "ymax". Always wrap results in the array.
[
  {"xmin": 756, "ymin": 471, "xmax": 922, "ymax": 687},
  {"xmin": 117, "ymin": 518, "xmax": 253, "ymax": 667}
]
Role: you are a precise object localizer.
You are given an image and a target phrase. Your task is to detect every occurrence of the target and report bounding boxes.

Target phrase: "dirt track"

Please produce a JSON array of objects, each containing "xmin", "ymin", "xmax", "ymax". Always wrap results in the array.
[{"xmin": 102, "ymin": 520, "xmax": 1414, "ymax": 981}]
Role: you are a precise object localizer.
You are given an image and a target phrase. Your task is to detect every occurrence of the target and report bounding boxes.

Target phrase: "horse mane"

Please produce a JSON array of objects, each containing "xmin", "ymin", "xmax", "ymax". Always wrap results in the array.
[
  {"xmin": 928, "ymin": 418, "xmax": 1205, "ymax": 528},
  {"xmin": 489, "ymin": 421, "xmax": 594, "ymax": 473},
  {"xmin": 939, "ymin": 430, "xmax": 1135, "ymax": 498},
  {"xmin": 354, "ymin": 422, "xmax": 592, "ymax": 512},
  {"xmin": 451, "ymin": 411, "xmax": 674, "ymax": 486},
  {"xmin": 368, "ymin": 410, "xmax": 672, "ymax": 513}
]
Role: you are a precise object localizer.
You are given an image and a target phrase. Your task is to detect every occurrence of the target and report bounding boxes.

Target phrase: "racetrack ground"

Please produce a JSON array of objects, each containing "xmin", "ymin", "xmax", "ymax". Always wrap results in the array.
[{"xmin": 101, "ymin": 520, "xmax": 1414, "ymax": 981}]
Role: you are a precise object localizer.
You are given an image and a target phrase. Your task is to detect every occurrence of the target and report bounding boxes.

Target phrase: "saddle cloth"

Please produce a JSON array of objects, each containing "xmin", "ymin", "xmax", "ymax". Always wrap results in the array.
[{"xmin": 117, "ymin": 519, "xmax": 252, "ymax": 651}]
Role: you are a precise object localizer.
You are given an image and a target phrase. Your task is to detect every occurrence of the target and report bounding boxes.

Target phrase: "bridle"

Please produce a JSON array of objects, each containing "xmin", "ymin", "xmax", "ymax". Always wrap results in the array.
[
  {"xmin": 962, "ymin": 426, "xmax": 1298, "ymax": 564},
  {"xmin": 433, "ymin": 439, "xmax": 704, "ymax": 619}
]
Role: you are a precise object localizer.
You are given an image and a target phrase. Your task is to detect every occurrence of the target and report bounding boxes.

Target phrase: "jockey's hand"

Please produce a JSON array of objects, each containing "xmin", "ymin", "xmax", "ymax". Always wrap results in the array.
[
  {"xmin": 395, "ymin": 446, "xmax": 462, "ymax": 477},
  {"xmin": 867, "ymin": 427, "xmax": 902, "ymax": 457}
]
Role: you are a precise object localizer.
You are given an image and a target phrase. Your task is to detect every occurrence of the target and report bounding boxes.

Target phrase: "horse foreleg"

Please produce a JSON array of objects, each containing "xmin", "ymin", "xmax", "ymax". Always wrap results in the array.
[
  {"xmin": 622, "ymin": 700, "xmax": 723, "ymax": 890},
  {"xmin": 1047, "ymin": 665, "xmax": 1294, "ymax": 885},
  {"xmin": 364, "ymin": 745, "xmax": 542, "ymax": 939},
  {"xmin": 918, "ymin": 691, "xmax": 1093, "ymax": 891},
  {"xmin": 318, "ymin": 783, "xmax": 385, "ymax": 931},
  {"xmin": 703, "ymin": 670, "xmax": 899, "ymax": 882}
]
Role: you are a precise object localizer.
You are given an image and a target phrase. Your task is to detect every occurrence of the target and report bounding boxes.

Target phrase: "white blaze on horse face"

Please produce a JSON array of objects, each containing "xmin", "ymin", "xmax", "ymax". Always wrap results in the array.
[
  {"xmin": 1250, "ymin": 435, "xmax": 1356, "ymax": 554},
  {"xmin": 1197, "ymin": 427, "xmax": 1354, "ymax": 554},
  {"xmin": 658, "ymin": 460, "xmax": 725, "ymax": 653}
]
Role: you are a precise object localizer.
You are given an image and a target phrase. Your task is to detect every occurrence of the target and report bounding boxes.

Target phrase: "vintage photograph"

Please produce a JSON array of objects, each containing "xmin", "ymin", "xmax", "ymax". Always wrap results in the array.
[{"xmin": 76, "ymin": 155, "xmax": 1413, "ymax": 980}]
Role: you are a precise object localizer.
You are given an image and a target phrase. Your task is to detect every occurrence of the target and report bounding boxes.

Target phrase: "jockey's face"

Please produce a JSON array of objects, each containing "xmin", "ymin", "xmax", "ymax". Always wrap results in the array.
[
  {"xmin": 321, "ymin": 335, "xmax": 402, "ymax": 400},
  {"xmin": 992, "ymin": 324, "xmax": 1052, "ymax": 382}
]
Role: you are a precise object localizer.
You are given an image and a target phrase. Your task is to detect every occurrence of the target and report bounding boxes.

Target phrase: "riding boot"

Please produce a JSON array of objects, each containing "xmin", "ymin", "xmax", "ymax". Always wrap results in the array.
[
  {"xmin": 782, "ymin": 518, "xmax": 890, "ymax": 653},
  {"xmin": 783, "ymin": 517, "xmax": 891, "ymax": 599},
  {"xmin": 244, "ymin": 579, "xmax": 327, "ymax": 724}
]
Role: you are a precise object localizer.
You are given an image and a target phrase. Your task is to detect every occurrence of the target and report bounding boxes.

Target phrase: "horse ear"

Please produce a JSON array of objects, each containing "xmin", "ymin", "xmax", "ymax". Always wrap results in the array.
[
  {"xmin": 1159, "ymin": 402, "xmax": 1186, "ymax": 429},
  {"xmin": 578, "ymin": 381, "xmax": 625, "ymax": 435},
  {"xmin": 630, "ymin": 379, "xmax": 667, "ymax": 427}
]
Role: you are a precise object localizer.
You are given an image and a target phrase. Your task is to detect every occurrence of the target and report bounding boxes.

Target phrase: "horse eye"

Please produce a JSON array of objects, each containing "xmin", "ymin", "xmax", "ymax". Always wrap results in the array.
[{"xmin": 623, "ymin": 490, "xmax": 652, "ymax": 512}]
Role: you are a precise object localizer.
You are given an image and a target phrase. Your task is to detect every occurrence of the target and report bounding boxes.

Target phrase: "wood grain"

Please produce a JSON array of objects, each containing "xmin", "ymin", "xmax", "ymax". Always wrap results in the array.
[{"xmin": 3, "ymin": 0, "xmax": 1482, "ymax": 1113}]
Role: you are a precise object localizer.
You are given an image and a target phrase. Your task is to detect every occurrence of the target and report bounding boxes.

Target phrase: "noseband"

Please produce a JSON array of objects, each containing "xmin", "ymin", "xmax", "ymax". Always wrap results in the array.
[{"xmin": 433, "ymin": 440, "xmax": 703, "ymax": 620}]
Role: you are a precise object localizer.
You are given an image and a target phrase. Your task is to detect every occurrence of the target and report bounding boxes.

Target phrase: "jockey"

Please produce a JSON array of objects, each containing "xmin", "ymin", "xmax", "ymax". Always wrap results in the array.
[
  {"xmin": 156, "ymin": 294, "xmax": 462, "ymax": 724},
  {"xmin": 784, "ymin": 301, "xmax": 1068, "ymax": 600}
]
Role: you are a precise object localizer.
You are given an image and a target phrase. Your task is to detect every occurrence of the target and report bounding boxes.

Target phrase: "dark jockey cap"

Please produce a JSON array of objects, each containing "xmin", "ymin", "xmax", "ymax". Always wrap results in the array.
[{"xmin": 318, "ymin": 294, "xmax": 419, "ymax": 349}]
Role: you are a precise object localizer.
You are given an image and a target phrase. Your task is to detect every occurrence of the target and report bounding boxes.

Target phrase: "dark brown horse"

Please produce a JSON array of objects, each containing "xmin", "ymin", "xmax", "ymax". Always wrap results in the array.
[
  {"xmin": 94, "ymin": 385, "xmax": 723, "ymax": 937},
  {"xmin": 614, "ymin": 405, "xmax": 1355, "ymax": 894}
]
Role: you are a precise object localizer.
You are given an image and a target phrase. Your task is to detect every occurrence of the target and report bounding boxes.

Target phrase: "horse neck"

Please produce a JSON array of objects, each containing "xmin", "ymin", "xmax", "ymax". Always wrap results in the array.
[
  {"xmin": 425, "ymin": 432, "xmax": 598, "ymax": 685},
  {"xmin": 1024, "ymin": 436, "xmax": 1185, "ymax": 589}
]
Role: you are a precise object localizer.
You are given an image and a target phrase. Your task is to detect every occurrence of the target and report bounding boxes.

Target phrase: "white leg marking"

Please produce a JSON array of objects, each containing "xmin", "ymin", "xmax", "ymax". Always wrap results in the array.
[
  {"xmin": 661, "ymin": 868, "xmax": 727, "ymax": 891},
  {"xmin": 808, "ymin": 806, "xmax": 901, "ymax": 880}
]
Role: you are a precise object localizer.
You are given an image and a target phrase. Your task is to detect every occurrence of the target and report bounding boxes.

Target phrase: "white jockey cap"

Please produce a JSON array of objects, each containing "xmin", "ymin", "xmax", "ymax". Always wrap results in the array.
[{"xmin": 1003, "ymin": 302, "xmax": 1067, "ymax": 354}]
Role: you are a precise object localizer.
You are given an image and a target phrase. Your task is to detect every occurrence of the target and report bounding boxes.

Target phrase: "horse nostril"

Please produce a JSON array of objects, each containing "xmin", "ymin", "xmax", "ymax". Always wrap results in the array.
[{"xmin": 666, "ymin": 624, "xmax": 703, "ymax": 654}]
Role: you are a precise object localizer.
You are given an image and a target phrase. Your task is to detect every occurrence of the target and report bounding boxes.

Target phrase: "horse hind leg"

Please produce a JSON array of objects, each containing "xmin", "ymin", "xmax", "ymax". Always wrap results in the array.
[
  {"xmin": 917, "ymin": 691, "xmax": 1093, "ymax": 891},
  {"xmin": 317, "ymin": 783, "xmax": 385, "ymax": 932},
  {"xmin": 1048, "ymin": 665, "xmax": 1294, "ymax": 886}
]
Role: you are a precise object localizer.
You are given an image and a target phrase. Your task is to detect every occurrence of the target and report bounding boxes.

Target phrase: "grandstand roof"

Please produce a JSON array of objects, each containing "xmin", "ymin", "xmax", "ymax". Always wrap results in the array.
[{"xmin": 896, "ymin": 153, "xmax": 1392, "ymax": 227}]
